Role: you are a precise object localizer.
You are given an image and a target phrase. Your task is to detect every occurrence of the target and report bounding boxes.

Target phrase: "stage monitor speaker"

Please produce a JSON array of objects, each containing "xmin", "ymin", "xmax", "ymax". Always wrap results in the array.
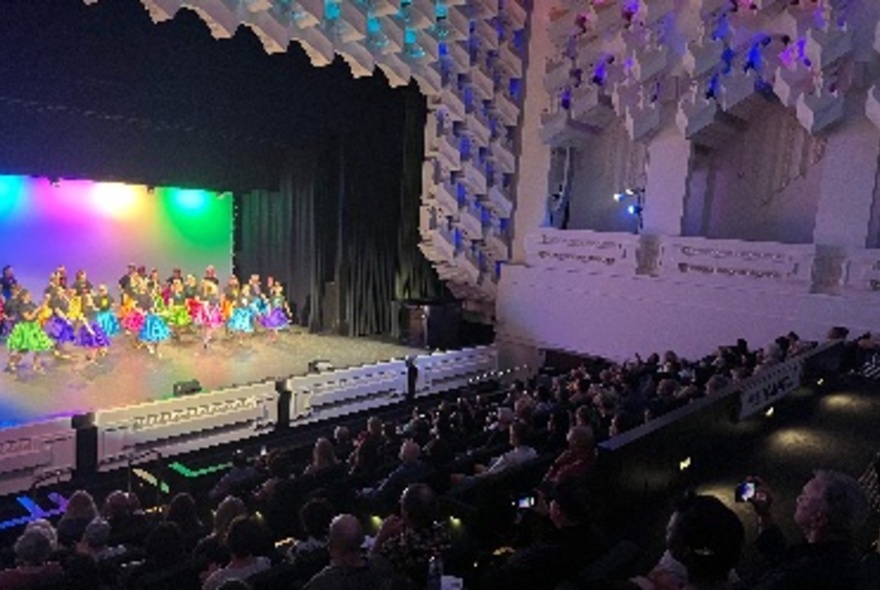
[{"xmin": 173, "ymin": 379, "xmax": 202, "ymax": 397}]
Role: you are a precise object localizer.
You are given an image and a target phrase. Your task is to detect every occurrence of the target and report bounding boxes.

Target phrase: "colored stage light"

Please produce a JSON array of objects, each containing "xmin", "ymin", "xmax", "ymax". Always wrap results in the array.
[
  {"xmin": 168, "ymin": 461, "xmax": 231, "ymax": 478},
  {"xmin": 90, "ymin": 182, "xmax": 140, "ymax": 219},
  {"xmin": 0, "ymin": 175, "xmax": 29, "ymax": 220},
  {"xmin": 171, "ymin": 189, "xmax": 209, "ymax": 212}
]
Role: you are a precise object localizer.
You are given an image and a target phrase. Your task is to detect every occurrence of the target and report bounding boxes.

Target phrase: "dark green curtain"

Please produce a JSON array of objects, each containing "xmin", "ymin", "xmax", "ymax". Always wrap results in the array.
[{"xmin": 238, "ymin": 83, "xmax": 442, "ymax": 336}]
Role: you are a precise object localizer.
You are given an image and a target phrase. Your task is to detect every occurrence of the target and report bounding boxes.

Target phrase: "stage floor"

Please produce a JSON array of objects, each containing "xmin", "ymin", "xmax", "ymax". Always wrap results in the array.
[{"xmin": 0, "ymin": 328, "xmax": 423, "ymax": 427}]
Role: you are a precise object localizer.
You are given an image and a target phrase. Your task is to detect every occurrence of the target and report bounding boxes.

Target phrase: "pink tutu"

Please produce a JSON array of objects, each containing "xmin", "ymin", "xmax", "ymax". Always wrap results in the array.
[
  {"xmin": 194, "ymin": 303, "xmax": 224, "ymax": 328},
  {"xmin": 121, "ymin": 309, "xmax": 146, "ymax": 333}
]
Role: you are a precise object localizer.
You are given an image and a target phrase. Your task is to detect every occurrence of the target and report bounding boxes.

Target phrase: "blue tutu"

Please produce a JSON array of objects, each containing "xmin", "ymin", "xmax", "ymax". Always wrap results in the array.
[
  {"xmin": 251, "ymin": 297, "xmax": 269, "ymax": 316},
  {"xmin": 45, "ymin": 316, "xmax": 76, "ymax": 343},
  {"xmin": 96, "ymin": 310, "xmax": 121, "ymax": 338},
  {"xmin": 227, "ymin": 307, "xmax": 254, "ymax": 333},
  {"xmin": 139, "ymin": 313, "xmax": 171, "ymax": 342},
  {"xmin": 260, "ymin": 307, "xmax": 289, "ymax": 330},
  {"xmin": 76, "ymin": 323, "xmax": 111, "ymax": 349}
]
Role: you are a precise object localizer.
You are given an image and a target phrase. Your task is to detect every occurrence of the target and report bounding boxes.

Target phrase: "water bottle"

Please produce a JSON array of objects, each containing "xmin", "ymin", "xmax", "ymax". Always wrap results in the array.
[{"xmin": 427, "ymin": 552, "xmax": 443, "ymax": 590}]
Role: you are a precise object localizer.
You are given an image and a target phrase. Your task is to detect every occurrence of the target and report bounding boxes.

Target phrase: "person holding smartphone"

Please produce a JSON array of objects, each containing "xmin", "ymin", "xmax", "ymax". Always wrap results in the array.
[{"xmin": 736, "ymin": 471, "xmax": 869, "ymax": 590}]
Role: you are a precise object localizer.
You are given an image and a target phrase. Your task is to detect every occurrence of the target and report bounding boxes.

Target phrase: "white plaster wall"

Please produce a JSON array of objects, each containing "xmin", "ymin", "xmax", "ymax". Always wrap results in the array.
[
  {"xmin": 511, "ymin": 4, "xmax": 555, "ymax": 263},
  {"xmin": 496, "ymin": 264, "xmax": 880, "ymax": 362},
  {"xmin": 566, "ymin": 119, "xmax": 646, "ymax": 232},
  {"xmin": 704, "ymin": 102, "xmax": 823, "ymax": 244}
]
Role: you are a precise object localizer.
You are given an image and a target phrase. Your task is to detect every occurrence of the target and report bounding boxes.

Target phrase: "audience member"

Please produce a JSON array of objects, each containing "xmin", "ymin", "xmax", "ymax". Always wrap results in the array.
[
  {"xmin": 0, "ymin": 527, "xmax": 64, "ymax": 589},
  {"xmin": 483, "ymin": 480, "xmax": 607, "ymax": 590},
  {"xmin": 166, "ymin": 492, "xmax": 207, "ymax": 551},
  {"xmin": 372, "ymin": 484, "xmax": 449, "ymax": 588},
  {"xmin": 210, "ymin": 450, "xmax": 261, "ymax": 503},
  {"xmin": 305, "ymin": 514, "xmax": 404, "ymax": 590},
  {"xmin": 57, "ymin": 490, "xmax": 100, "ymax": 547},
  {"xmin": 739, "ymin": 470, "xmax": 869, "ymax": 590},
  {"xmin": 202, "ymin": 516, "xmax": 272, "ymax": 590},
  {"xmin": 350, "ymin": 417, "xmax": 387, "ymax": 477},
  {"xmin": 542, "ymin": 425, "xmax": 596, "ymax": 488},
  {"xmin": 630, "ymin": 494, "xmax": 744, "ymax": 590},
  {"xmin": 304, "ymin": 437, "xmax": 341, "ymax": 477},
  {"xmin": 334, "ymin": 426, "xmax": 355, "ymax": 462},
  {"xmin": 364, "ymin": 441, "xmax": 431, "ymax": 505},
  {"xmin": 286, "ymin": 497, "xmax": 334, "ymax": 580},
  {"xmin": 193, "ymin": 495, "xmax": 249, "ymax": 577}
]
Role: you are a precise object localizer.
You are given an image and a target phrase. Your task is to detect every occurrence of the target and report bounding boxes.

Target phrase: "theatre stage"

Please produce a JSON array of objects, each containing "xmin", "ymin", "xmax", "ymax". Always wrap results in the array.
[{"xmin": 0, "ymin": 328, "xmax": 423, "ymax": 428}]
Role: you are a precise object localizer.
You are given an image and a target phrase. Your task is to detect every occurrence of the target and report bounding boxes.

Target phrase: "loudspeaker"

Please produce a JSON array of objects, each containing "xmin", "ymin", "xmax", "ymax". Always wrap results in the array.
[{"xmin": 173, "ymin": 379, "xmax": 202, "ymax": 396}]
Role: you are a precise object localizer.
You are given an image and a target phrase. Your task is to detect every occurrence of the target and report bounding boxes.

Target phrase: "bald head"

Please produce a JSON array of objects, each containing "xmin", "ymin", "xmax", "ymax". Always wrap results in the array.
[
  {"xmin": 567, "ymin": 426, "xmax": 595, "ymax": 452},
  {"xmin": 329, "ymin": 514, "xmax": 364, "ymax": 557},
  {"xmin": 400, "ymin": 440, "xmax": 421, "ymax": 464}
]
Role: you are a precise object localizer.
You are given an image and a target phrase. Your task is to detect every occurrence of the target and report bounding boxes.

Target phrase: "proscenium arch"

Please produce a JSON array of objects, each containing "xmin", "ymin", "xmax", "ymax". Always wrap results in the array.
[{"xmin": 86, "ymin": 0, "xmax": 528, "ymax": 311}]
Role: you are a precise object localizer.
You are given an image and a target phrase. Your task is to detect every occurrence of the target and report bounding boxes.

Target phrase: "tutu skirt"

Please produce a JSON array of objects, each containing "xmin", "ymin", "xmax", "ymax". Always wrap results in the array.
[
  {"xmin": 165, "ymin": 304, "xmax": 192, "ymax": 328},
  {"xmin": 96, "ymin": 310, "xmax": 121, "ymax": 337},
  {"xmin": 44, "ymin": 316, "xmax": 76, "ymax": 343},
  {"xmin": 121, "ymin": 309, "xmax": 146, "ymax": 333},
  {"xmin": 227, "ymin": 308, "xmax": 254, "ymax": 333},
  {"xmin": 260, "ymin": 307, "xmax": 289, "ymax": 330},
  {"xmin": 194, "ymin": 303, "xmax": 224, "ymax": 328},
  {"xmin": 186, "ymin": 298, "xmax": 201, "ymax": 320},
  {"xmin": 139, "ymin": 313, "xmax": 171, "ymax": 343},
  {"xmin": 76, "ymin": 323, "xmax": 111, "ymax": 349},
  {"xmin": 7, "ymin": 322, "xmax": 55, "ymax": 353},
  {"xmin": 221, "ymin": 299, "xmax": 234, "ymax": 321}
]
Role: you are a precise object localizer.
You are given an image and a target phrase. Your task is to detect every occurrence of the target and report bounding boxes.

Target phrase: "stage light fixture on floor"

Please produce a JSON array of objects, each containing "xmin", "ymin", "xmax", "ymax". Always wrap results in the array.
[
  {"xmin": 173, "ymin": 379, "xmax": 202, "ymax": 396},
  {"xmin": 308, "ymin": 359, "xmax": 335, "ymax": 373}
]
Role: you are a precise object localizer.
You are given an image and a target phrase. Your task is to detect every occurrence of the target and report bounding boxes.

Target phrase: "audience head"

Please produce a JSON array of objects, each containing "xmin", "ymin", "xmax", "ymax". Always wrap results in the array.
[
  {"xmin": 144, "ymin": 522, "xmax": 185, "ymax": 566},
  {"xmin": 14, "ymin": 528, "xmax": 54, "ymax": 566},
  {"xmin": 231, "ymin": 449, "xmax": 249, "ymax": 469},
  {"xmin": 399, "ymin": 440, "xmax": 421, "ymax": 464},
  {"xmin": 65, "ymin": 490, "xmax": 99, "ymax": 522},
  {"xmin": 667, "ymin": 494, "xmax": 744, "ymax": 585},
  {"xmin": 81, "ymin": 518, "xmax": 111, "ymax": 550},
  {"xmin": 795, "ymin": 470, "xmax": 869, "ymax": 542},
  {"xmin": 226, "ymin": 516, "xmax": 266, "ymax": 559},
  {"xmin": 327, "ymin": 514, "xmax": 365, "ymax": 562},
  {"xmin": 166, "ymin": 492, "xmax": 203, "ymax": 529},
  {"xmin": 334, "ymin": 425, "xmax": 350, "ymax": 444},
  {"xmin": 566, "ymin": 425, "xmax": 595, "ymax": 454},
  {"xmin": 400, "ymin": 483, "xmax": 438, "ymax": 530},
  {"xmin": 367, "ymin": 416, "xmax": 383, "ymax": 436},
  {"xmin": 25, "ymin": 519, "xmax": 58, "ymax": 551},
  {"xmin": 213, "ymin": 496, "xmax": 248, "ymax": 538},
  {"xmin": 312, "ymin": 437, "xmax": 338, "ymax": 468},
  {"xmin": 300, "ymin": 497, "xmax": 335, "ymax": 540},
  {"xmin": 268, "ymin": 451, "xmax": 295, "ymax": 479}
]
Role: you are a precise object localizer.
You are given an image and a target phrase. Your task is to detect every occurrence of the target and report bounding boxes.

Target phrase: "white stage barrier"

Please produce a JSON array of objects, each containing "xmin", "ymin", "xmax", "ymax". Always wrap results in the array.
[
  {"xmin": 0, "ymin": 418, "xmax": 77, "ymax": 496},
  {"xmin": 93, "ymin": 382, "xmax": 279, "ymax": 472},
  {"xmin": 285, "ymin": 360, "xmax": 409, "ymax": 425},
  {"xmin": 413, "ymin": 345, "xmax": 498, "ymax": 397}
]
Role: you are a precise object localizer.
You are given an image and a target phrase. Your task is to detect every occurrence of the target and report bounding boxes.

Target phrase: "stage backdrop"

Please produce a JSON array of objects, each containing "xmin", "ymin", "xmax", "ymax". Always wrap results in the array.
[{"xmin": 0, "ymin": 174, "xmax": 232, "ymax": 293}]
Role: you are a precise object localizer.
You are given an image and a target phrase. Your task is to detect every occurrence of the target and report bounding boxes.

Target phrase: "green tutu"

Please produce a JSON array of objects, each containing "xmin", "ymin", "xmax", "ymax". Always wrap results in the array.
[
  {"xmin": 7, "ymin": 322, "xmax": 55, "ymax": 353},
  {"xmin": 165, "ymin": 304, "xmax": 192, "ymax": 327}
]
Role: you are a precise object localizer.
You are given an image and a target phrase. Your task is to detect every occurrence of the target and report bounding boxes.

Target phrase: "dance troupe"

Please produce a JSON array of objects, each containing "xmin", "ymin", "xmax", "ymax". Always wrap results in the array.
[{"xmin": 0, "ymin": 264, "xmax": 292, "ymax": 373}]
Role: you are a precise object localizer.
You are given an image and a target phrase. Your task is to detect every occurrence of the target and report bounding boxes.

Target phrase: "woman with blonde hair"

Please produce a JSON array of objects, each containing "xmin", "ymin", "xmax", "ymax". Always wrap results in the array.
[{"xmin": 304, "ymin": 437, "xmax": 340, "ymax": 476}]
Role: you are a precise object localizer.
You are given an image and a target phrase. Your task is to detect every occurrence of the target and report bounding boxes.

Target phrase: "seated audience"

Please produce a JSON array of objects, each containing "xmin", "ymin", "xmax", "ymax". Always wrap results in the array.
[
  {"xmin": 371, "ymin": 484, "xmax": 449, "ymax": 588},
  {"xmin": 166, "ymin": 492, "xmax": 207, "ymax": 551},
  {"xmin": 210, "ymin": 450, "xmax": 261, "ymax": 503},
  {"xmin": 349, "ymin": 417, "xmax": 387, "ymax": 477},
  {"xmin": 287, "ymin": 497, "xmax": 334, "ymax": 581},
  {"xmin": 202, "ymin": 516, "xmax": 272, "ymax": 590},
  {"xmin": 101, "ymin": 490, "xmax": 150, "ymax": 547},
  {"xmin": 122, "ymin": 521, "xmax": 188, "ymax": 588},
  {"xmin": 193, "ymin": 496, "xmax": 249, "ymax": 578},
  {"xmin": 542, "ymin": 425, "xmax": 596, "ymax": 488},
  {"xmin": 363, "ymin": 440, "xmax": 431, "ymax": 505},
  {"xmin": 305, "ymin": 514, "xmax": 404, "ymax": 590},
  {"xmin": 333, "ymin": 426, "xmax": 355, "ymax": 463},
  {"xmin": 738, "ymin": 470, "xmax": 869, "ymax": 590},
  {"xmin": 482, "ymin": 480, "xmax": 607, "ymax": 590},
  {"xmin": 629, "ymin": 494, "xmax": 744, "ymax": 590},
  {"xmin": 304, "ymin": 437, "xmax": 341, "ymax": 477},
  {"xmin": 57, "ymin": 490, "xmax": 100, "ymax": 548},
  {"xmin": 0, "ymin": 527, "xmax": 64, "ymax": 589}
]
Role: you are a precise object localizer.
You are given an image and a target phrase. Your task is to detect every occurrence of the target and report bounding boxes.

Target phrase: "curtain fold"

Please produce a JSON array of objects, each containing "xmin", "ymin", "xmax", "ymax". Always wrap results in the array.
[{"xmin": 238, "ymin": 84, "xmax": 441, "ymax": 337}]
